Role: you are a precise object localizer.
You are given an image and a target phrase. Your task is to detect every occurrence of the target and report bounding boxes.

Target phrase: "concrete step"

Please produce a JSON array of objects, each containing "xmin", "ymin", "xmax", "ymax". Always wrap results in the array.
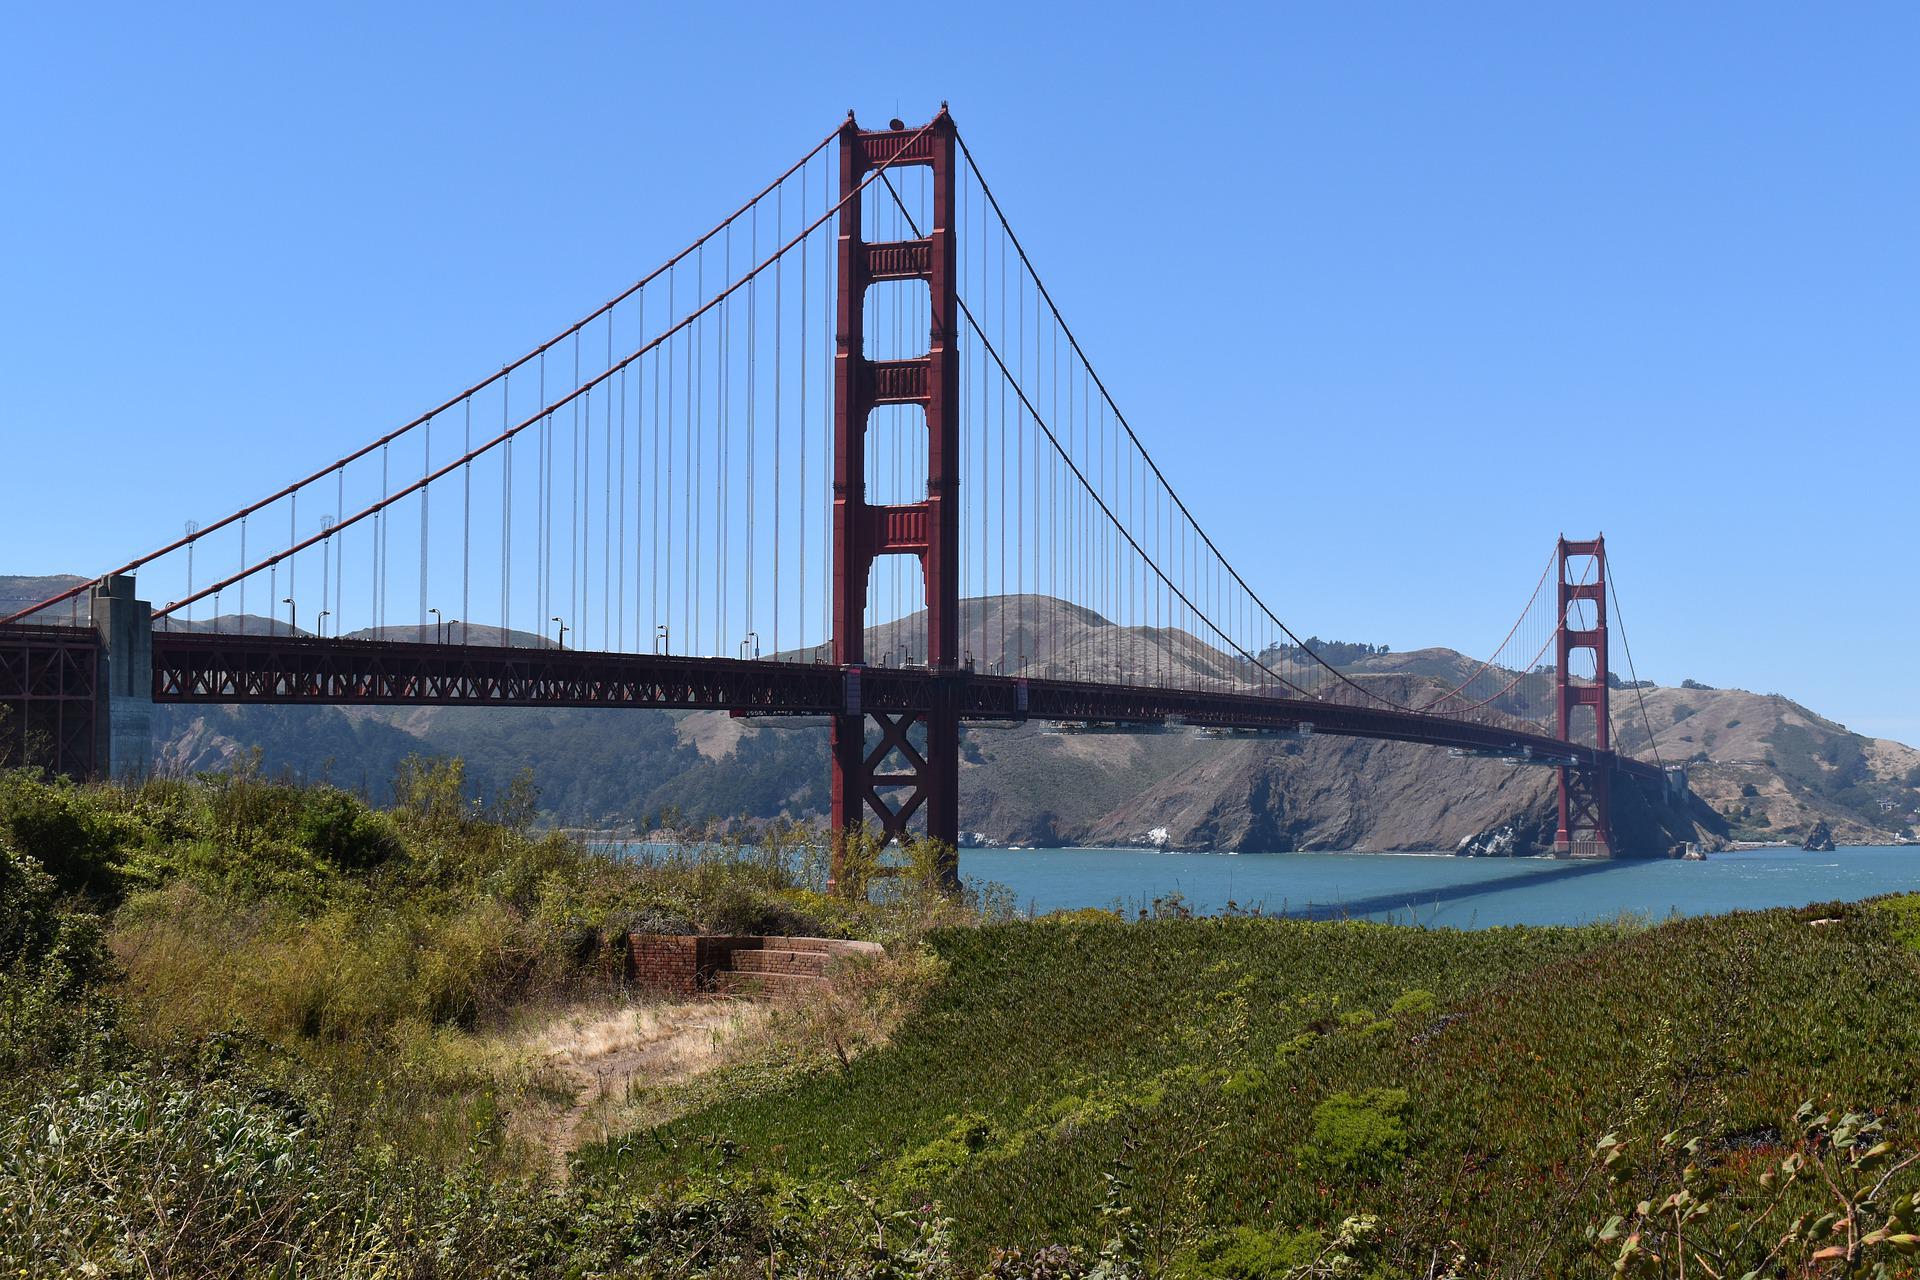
[
  {"xmin": 729, "ymin": 947, "xmax": 832, "ymax": 977},
  {"xmin": 714, "ymin": 970, "xmax": 830, "ymax": 1003},
  {"xmin": 760, "ymin": 937, "xmax": 884, "ymax": 957}
]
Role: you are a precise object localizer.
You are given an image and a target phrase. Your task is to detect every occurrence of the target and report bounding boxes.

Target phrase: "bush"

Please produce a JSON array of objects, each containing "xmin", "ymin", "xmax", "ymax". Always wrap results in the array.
[
  {"xmin": 1874, "ymin": 893, "xmax": 1920, "ymax": 952},
  {"xmin": 294, "ymin": 786, "xmax": 400, "ymax": 871},
  {"xmin": 1299, "ymin": 1088, "xmax": 1410, "ymax": 1180},
  {"xmin": 1174, "ymin": 1225, "xmax": 1319, "ymax": 1278},
  {"xmin": 0, "ymin": 772, "xmax": 125, "ymax": 901},
  {"xmin": 0, "ymin": 837, "xmax": 115, "ymax": 1075}
]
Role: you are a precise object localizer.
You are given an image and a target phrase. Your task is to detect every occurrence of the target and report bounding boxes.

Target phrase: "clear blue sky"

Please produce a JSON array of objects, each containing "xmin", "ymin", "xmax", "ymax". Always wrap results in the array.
[{"xmin": 4, "ymin": 4, "xmax": 1916, "ymax": 739}]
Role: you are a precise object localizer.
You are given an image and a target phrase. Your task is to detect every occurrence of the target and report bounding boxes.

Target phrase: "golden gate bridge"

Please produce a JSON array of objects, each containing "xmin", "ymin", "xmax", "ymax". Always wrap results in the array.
[{"xmin": 0, "ymin": 108, "xmax": 1685, "ymax": 882}]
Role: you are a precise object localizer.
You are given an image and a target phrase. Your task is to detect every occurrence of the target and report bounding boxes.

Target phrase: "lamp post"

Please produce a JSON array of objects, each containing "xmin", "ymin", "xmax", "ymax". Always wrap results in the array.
[
  {"xmin": 184, "ymin": 519, "xmax": 200, "ymax": 627},
  {"xmin": 316, "ymin": 609, "xmax": 330, "ymax": 637},
  {"xmin": 281, "ymin": 597, "xmax": 296, "ymax": 636},
  {"xmin": 552, "ymin": 616, "xmax": 569, "ymax": 650},
  {"xmin": 429, "ymin": 607, "xmax": 443, "ymax": 644},
  {"xmin": 654, "ymin": 624, "xmax": 669, "ymax": 655},
  {"xmin": 740, "ymin": 631, "xmax": 759, "ymax": 661}
]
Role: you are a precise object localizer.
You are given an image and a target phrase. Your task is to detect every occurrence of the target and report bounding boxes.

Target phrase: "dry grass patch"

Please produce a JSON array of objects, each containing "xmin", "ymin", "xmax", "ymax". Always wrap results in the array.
[{"xmin": 507, "ymin": 997, "xmax": 777, "ymax": 1172}]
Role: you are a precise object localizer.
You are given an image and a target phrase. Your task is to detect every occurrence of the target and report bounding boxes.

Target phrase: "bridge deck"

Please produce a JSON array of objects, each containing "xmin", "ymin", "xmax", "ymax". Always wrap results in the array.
[{"xmin": 147, "ymin": 631, "xmax": 1662, "ymax": 782}]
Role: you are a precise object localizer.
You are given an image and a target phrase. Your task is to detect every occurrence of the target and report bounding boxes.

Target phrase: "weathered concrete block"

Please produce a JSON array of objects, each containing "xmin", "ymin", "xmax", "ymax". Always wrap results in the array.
[{"xmin": 91, "ymin": 574, "xmax": 152, "ymax": 780}]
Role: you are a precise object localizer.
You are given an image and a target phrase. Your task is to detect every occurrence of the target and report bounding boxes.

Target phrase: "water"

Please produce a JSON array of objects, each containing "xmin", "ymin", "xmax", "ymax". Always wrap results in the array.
[{"xmin": 959, "ymin": 846, "xmax": 1920, "ymax": 928}]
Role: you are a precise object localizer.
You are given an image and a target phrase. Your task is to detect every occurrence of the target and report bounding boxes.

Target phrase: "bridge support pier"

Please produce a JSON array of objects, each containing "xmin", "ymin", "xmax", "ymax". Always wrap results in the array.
[
  {"xmin": 1555, "ymin": 763, "xmax": 1613, "ymax": 858},
  {"xmin": 829, "ymin": 705, "xmax": 958, "ymax": 874},
  {"xmin": 90, "ymin": 574, "xmax": 153, "ymax": 781},
  {"xmin": 1553, "ymin": 537, "xmax": 1612, "ymax": 857},
  {"xmin": 827, "ymin": 110, "xmax": 962, "ymax": 893}
]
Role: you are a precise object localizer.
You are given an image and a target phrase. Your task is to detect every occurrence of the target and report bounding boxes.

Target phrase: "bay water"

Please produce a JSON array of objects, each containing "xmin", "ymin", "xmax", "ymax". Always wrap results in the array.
[{"xmin": 959, "ymin": 845, "xmax": 1920, "ymax": 928}]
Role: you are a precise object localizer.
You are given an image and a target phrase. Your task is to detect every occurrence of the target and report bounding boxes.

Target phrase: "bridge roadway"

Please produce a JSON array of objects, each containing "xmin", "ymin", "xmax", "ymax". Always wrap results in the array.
[{"xmin": 147, "ymin": 630, "xmax": 1662, "ymax": 783}]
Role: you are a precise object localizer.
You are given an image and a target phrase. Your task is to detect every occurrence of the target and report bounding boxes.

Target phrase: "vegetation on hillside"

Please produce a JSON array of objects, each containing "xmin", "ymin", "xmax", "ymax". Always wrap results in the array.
[
  {"xmin": 592, "ymin": 900, "xmax": 1920, "ymax": 1275},
  {"xmin": 0, "ymin": 763, "xmax": 977, "ymax": 1275},
  {"xmin": 5, "ymin": 765, "xmax": 1920, "ymax": 1275}
]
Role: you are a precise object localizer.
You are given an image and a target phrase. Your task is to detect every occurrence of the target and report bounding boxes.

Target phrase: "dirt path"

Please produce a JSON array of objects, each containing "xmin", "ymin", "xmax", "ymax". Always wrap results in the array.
[{"xmin": 510, "ymin": 998, "xmax": 777, "ymax": 1174}]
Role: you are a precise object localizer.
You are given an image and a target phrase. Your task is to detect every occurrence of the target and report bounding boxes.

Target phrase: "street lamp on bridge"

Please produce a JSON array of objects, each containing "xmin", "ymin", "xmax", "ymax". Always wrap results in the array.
[
  {"xmin": 552, "ymin": 617, "xmax": 569, "ymax": 650},
  {"xmin": 428, "ymin": 607, "xmax": 443, "ymax": 644},
  {"xmin": 281, "ymin": 597, "xmax": 296, "ymax": 636}
]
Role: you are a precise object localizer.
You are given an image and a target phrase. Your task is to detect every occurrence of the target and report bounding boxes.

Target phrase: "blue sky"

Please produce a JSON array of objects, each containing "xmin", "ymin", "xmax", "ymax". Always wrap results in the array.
[{"xmin": 3, "ymin": 4, "xmax": 1916, "ymax": 739}]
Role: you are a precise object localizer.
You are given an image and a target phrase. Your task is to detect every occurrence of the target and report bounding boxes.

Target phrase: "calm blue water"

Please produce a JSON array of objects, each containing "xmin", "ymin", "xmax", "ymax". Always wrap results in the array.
[{"xmin": 958, "ymin": 846, "xmax": 1920, "ymax": 928}]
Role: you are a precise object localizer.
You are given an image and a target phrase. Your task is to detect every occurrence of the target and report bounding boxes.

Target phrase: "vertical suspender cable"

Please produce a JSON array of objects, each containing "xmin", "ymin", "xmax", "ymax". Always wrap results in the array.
[
  {"xmin": 570, "ymin": 333, "xmax": 580, "ymax": 644},
  {"xmin": 420, "ymin": 417, "xmax": 430, "ymax": 630},
  {"xmin": 744, "ymin": 210, "xmax": 756, "ymax": 655},
  {"xmin": 774, "ymin": 180, "xmax": 783, "ymax": 659},
  {"xmin": 998, "ymin": 211, "xmax": 1006, "ymax": 670},
  {"xmin": 379, "ymin": 444, "xmax": 390, "ymax": 632},
  {"xmin": 640, "ymin": 295, "xmax": 653, "ymax": 648},
  {"xmin": 821, "ymin": 152, "xmax": 831, "ymax": 656},
  {"xmin": 335, "ymin": 467, "xmax": 345, "ymax": 639},
  {"xmin": 667, "ymin": 314, "xmax": 675, "ymax": 653},
  {"xmin": 691, "ymin": 244, "xmax": 701, "ymax": 652},
  {"xmin": 1016, "ymin": 246, "xmax": 1025, "ymax": 665},
  {"xmin": 463, "ymin": 398, "xmax": 471, "ymax": 639},
  {"xmin": 717, "ymin": 246, "xmax": 727, "ymax": 654},
  {"xmin": 606, "ymin": 317, "xmax": 615, "ymax": 649},
  {"xmin": 539, "ymin": 353, "xmax": 549, "ymax": 639},
  {"xmin": 617, "ymin": 348, "xmax": 626, "ymax": 649},
  {"xmin": 501, "ymin": 371, "xmax": 512, "ymax": 641},
  {"xmin": 797, "ymin": 171, "xmax": 807, "ymax": 655}
]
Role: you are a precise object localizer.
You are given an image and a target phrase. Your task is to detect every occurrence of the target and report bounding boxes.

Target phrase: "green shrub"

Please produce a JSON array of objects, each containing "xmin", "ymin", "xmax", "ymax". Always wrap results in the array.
[
  {"xmin": 1299, "ymin": 1088, "xmax": 1410, "ymax": 1181},
  {"xmin": 1174, "ymin": 1225, "xmax": 1319, "ymax": 1278},
  {"xmin": 1874, "ymin": 893, "xmax": 1920, "ymax": 953},
  {"xmin": 0, "ymin": 772, "xmax": 126, "ymax": 901},
  {"xmin": 294, "ymin": 786, "xmax": 400, "ymax": 871},
  {"xmin": 0, "ymin": 837, "xmax": 115, "ymax": 1074}
]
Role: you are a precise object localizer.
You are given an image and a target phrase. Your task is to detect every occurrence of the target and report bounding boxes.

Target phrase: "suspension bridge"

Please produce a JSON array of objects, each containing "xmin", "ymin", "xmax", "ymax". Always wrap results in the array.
[{"xmin": 0, "ymin": 108, "xmax": 1687, "ymax": 881}]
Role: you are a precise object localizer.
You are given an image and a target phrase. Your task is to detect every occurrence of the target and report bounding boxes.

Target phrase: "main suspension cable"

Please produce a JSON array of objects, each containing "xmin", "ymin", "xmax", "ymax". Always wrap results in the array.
[
  {"xmin": 155, "ymin": 121, "xmax": 937, "ymax": 619},
  {"xmin": 3, "ymin": 124, "xmax": 845, "ymax": 627}
]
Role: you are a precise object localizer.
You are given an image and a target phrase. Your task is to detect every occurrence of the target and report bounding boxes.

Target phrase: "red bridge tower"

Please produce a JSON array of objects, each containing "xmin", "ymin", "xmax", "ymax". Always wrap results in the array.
[
  {"xmin": 829, "ymin": 110, "xmax": 963, "ymax": 888},
  {"xmin": 1554, "ymin": 535, "xmax": 1613, "ymax": 857}
]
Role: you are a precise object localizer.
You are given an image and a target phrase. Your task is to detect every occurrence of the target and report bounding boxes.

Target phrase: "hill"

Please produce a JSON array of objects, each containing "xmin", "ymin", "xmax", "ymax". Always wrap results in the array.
[{"xmin": 0, "ymin": 574, "xmax": 89, "ymax": 623}]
